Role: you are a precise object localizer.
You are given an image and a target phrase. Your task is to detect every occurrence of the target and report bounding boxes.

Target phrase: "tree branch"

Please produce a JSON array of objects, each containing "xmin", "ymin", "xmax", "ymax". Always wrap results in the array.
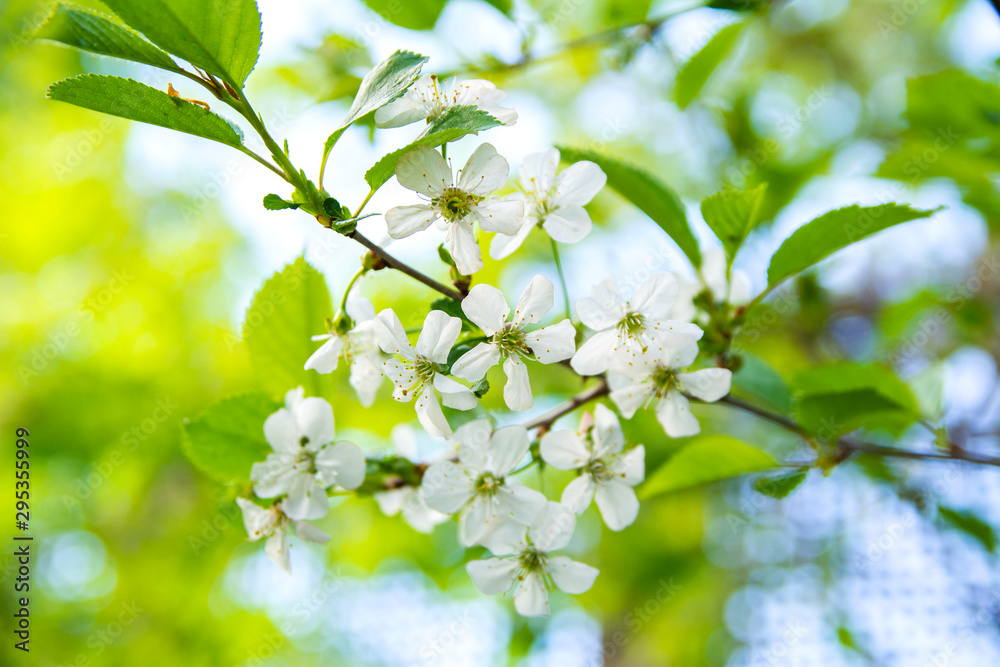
[
  {"xmin": 522, "ymin": 380, "xmax": 609, "ymax": 431},
  {"xmin": 347, "ymin": 230, "xmax": 465, "ymax": 301}
]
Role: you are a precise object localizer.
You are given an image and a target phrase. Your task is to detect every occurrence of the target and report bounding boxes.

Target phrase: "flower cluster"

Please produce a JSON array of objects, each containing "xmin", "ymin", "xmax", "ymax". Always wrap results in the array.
[{"xmin": 234, "ymin": 75, "xmax": 740, "ymax": 616}]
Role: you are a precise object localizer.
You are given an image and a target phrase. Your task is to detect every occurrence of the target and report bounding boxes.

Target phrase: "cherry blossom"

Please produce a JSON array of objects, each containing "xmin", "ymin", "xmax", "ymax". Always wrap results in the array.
[
  {"xmin": 374, "ymin": 75, "xmax": 517, "ymax": 128},
  {"xmin": 236, "ymin": 498, "xmax": 330, "ymax": 574},
  {"xmin": 304, "ymin": 294, "xmax": 384, "ymax": 407},
  {"xmin": 374, "ymin": 425, "xmax": 449, "ymax": 533}
]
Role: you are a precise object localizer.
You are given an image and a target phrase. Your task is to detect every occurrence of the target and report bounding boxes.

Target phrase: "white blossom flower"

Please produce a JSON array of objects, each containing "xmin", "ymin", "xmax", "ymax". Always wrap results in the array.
[
  {"xmin": 540, "ymin": 404, "xmax": 645, "ymax": 531},
  {"xmin": 384, "ymin": 144, "xmax": 524, "ymax": 275},
  {"xmin": 375, "ymin": 74, "xmax": 517, "ymax": 128},
  {"xmin": 700, "ymin": 247, "xmax": 751, "ymax": 305},
  {"xmin": 451, "ymin": 275, "xmax": 576, "ymax": 411},
  {"xmin": 236, "ymin": 498, "xmax": 330, "ymax": 574},
  {"xmin": 304, "ymin": 294, "xmax": 384, "ymax": 407},
  {"xmin": 250, "ymin": 388, "xmax": 366, "ymax": 521},
  {"xmin": 609, "ymin": 344, "xmax": 732, "ymax": 437},
  {"xmin": 466, "ymin": 501, "xmax": 599, "ymax": 617},
  {"xmin": 421, "ymin": 420, "xmax": 546, "ymax": 546},
  {"xmin": 373, "ymin": 309, "xmax": 477, "ymax": 437},
  {"xmin": 374, "ymin": 425, "xmax": 449, "ymax": 533},
  {"xmin": 570, "ymin": 273, "xmax": 704, "ymax": 376},
  {"xmin": 491, "ymin": 148, "xmax": 607, "ymax": 260}
]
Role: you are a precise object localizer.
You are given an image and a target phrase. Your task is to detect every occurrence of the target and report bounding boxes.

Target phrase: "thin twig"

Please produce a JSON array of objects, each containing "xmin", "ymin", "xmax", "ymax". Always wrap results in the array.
[
  {"xmin": 348, "ymin": 230, "xmax": 465, "ymax": 301},
  {"xmin": 522, "ymin": 380, "xmax": 609, "ymax": 431}
]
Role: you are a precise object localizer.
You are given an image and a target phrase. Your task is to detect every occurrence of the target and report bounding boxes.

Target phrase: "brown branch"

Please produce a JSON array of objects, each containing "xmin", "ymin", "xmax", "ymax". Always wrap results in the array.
[
  {"xmin": 522, "ymin": 380, "xmax": 609, "ymax": 431},
  {"xmin": 348, "ymin": 230, "xmax": 465, "ymax": 302}
]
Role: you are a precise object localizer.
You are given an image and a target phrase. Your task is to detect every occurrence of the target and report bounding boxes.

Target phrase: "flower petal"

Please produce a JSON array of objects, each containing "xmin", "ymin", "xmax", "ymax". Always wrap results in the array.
[
  {"xmin": 489, "ymin": 214, "xmax": 536, "ymax": 260},
  {"xmin": 315, "ymin": 440, "xmax": 366, "ymax": 490},
  {"xmin": 655, "ymin": 390, "xmax": 701, "ymax": 437},
  {"xmin": 459, "ymin": 493, "xmax": 498, "ymax": 546},
  {"xmin": 451, "ymin": 342, "xmax": 502, "ymax": 381},
  {"xmin": 487, "ymin": 425, "xmax": 531, "ymax": 476},
  {"xmin": 502, "ymin": 355, "xmax": 534, "ymax": 411},
  {"xmin": 467, "ymin": 557, "xmax": 519, "ymax": 595},
  {"xmin": 395, "ymin": 145, "xmax": 451, "ymax": 197},
  {"xmin": 264, "ymin": 528, "xmax": 291, "ymax": 573},
  {"xmin": 416, "ymin": 310, "xmax": 462, "ymax": 363},
  {"xmin": 455, "ymin": 418, "xmax": 494, "ymax": 471},
  {"xmin": 548, "ymin": 556, "xmax": 599, "ymax": 594},
  {"xmin": 561, "ymin": 474, "xmax": 597, "ymax": 514},
  {"xmin": 591, "ymin": 403, "xmax": 625, "ymax": 457},
  {"xmin": 521, "ymin": 148, "xmax": 559, "ymax": 195},
  {"xmin": 570, "ymin": 329, "xmax": 618, "ymax": 376},
  {"xmin": 421, "ymin": 460, "xmax": 475, "ymax": 513},
  {"xmin": 374, "ymin": 95, "xmax": 428, "ymax": 128},
  {"xmin": 554, "ymin": 160, "xmax": 606, "ymax": 206},
  {"xmin": 528, "ymin": 500, "xmax": 576, "ymax": 551},
  {"xmin": 281, "ymin": 473, "xmax": 329, "ymax": 521},
  {"xmin": 415, "ymin": 382, "xmax": 452, "ymax": 437},
  {"xmin": 461, "ymin": 284, "xmax": 510, "ymax": 335},
  {"xmin": 373, "ymin": 309, "xmax": 415, "ymax": 359},
  {"xmin": 304, "ymin": 335, "xmax": 344, "ymax": 374},
  {"xmin": 609, "ymin": 445, "xmax": 645, "ymax": 486},
  {"xmin": 542, "ymin": 204, "xmax": 592, "ymax": 244},
  {"xmin": 400, "ymin": 492, "xmax": 449, "ymax": 533},
  {"xmin": 512, "ymin": 275, "xmax": 554, "ymax": 327},
  {"xmin": 434, "ymin": 373, "xmax": 478, "ymax": 410},
  {"xmin": 349, "ymin": 355, "xmax": 383, "ymax": 407},
  {"xmin": 629, "ymin": 272, "xmax": 679, "ymax": 320},
  {"xmin": 345, "ymin": 295, "xmax": 375, "ymax": 323},
  {"xmin": 514, "ymin": 572, "xmax": 550, "ymax": 617},
  {"xmin": 594, "ymin": 479, "xmax": 640, "ymax": 531},
  {"xmin": 473, "ymin": 197, "xmax": 523, "ymax": 235},
  {"xmin": 263, "ymin": 408, "xmax": 300, "ymax": 454},
  {"xmin": 250, "ymin": 454, "xmax": 298, "ymax": 498},
  {"xmin": 480, "ymin": 519, "xmax": 529, "ymax": 555},
  {"xmin": 679, "ymin": 368, "xmax": 733, "ymax": 402},
  {"xmin": 609, "ymin": 378, "xmax": 655, "ymax": 419},
  {"xmin": 292, "ymin": 520, "xmax": 331, "ymax": 544},
  {"xmin": 384, "ymin": 204, "xmax": 438, "ymax": 239},
  {"xmin": 457, "ymin": 143, "xmax": 508, "ymax": 196},
  {"xmin": 526, "ymin": 320, "xmax": 577, "ymax": 363},
  {"xmin": 382, "ymin": 358, "xmax": 418, "ymax": 401},
  {"xmin": 699, "ymin": 247, "xmax": 728, "ymax": 298},
  {"xmin": 236, "ymin": 498, "xmax": 279, "ymax": 541},
  {"xmin": 446, "ymin": 217, "xmax": 483, "ymax": 275},
  {"xmin": 295, "ymin": 397, "xmax": 335, "ymax": 450},
  {"xmin": 540, "ymin": 430, "xmax": 591, "ymax": 469}
]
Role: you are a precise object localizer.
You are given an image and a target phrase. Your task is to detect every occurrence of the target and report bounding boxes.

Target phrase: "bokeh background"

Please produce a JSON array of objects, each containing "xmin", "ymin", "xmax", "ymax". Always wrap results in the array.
[{"xmin": 3, "ymin": 0, "xmax": 1000, "ymax": 664}]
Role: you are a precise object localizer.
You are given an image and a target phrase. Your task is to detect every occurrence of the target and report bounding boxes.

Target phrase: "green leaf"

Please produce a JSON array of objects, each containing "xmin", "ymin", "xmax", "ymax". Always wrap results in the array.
[
  {"xmin": 767, "ymin": 204, "xmax": 940, "ymax": 288},
  {"xmin": 342, "ymin": 50, "xmax": 427, "ymax": 128},
  {"xmin": 47, "ymin": 74, "xmax": 244, "ymax": 147},
  {"xmin": 34, "ymin": 2, "xmax": 181, "ymax": 72},
  {"xmin": 556, "ymin": 146, "xmax": 701, "ymax": 267},
  {"xmin": 640, "ymin": 436, "xmax": 777, "ymax": 499},
  {"xmin": 938, "ymin": 506, "xmax": 997, "ymax": 553},
  {"xmin": 102, "ymin": 0, "xmax": 261, "ymax": 88},
  {"xmin": 674, "ymin": 22, "xmax": 745, "ymax": 110},
  {"xmin": 242, "ymin": 257, "xmax": 332, "ymax": 395},
  {"xmin": 365, "ymin": 106, "xmax": 502, "ymax": 190},
  {"xmin": 263, "ymin": 194, "xmax": 299, "ymax": 210},
  {"xmin": 181, "ymin": 393, "xmax": 280, "ymax": 484},
  {"xmin": 753, "ymin": 470, "xmax": 807, "ymax": 498},
  {"xmin": 363, "ymin": 0, "xmax": 447, "ymax": 30},
  {"xmin": 700, "ymin": 183, "xmax": 767, "ymax": 259},
  {"xmin": 732, "ymin": 353, "xmax": 791, "ymax": 413}
]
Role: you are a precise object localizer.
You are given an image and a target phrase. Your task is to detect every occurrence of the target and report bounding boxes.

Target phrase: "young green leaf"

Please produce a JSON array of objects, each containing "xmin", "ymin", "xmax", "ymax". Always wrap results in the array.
[
  {"xmin": 364, "ymin": 106, "xmax": 502, "ymax": 190},
  {"xmin": 363, "ymin": 0, "xmax": 447, "ymax": 30},
  {"xmin": 47, "ymin": 74, "xmax": 244, "ymax": 147},
  {"xmin": 767, "ymin": 203, "xmax": 940, "ymax": 288},
  {"xmin": 34, "ymin": 3, "xmax": 182, "ymax": 73},
  {"xmin": 101, "ymin": 0, "xmax": 262, "ymax": 88},
  {"xmin": 753, "ymin": 470, "xmax": 807, "ymax": 498},
  {"xmin": 556, "ymin": 146, "xmax": 701, "ymax": 267},
  {"xmin": 732, "ymin": 352, "xmax": 791, "ymax": 412},
  {"xmin": 262, "ymin": 194, "xmax": 299, "ymax": 210},
  {"xmin": 341, "ymin": 50, "xmax": 427, "ymax": 128},
  {"xmin": 938, "ymin": 506, "xmax": 996, "ymax": 553},
  {"xmin": 640, "ymin": 436, "xmax": 777, "ymax": 499},
  {"xmin": 674, "ymin": 22, "xmax": 745, "ymax": 110},
  {"xmin": 701, "ymin": 183, "xmax": 767, "ymax": 259},
  {"xmin": 242, "ymin": 257, "xmax": 332, "ymax": 396},
  {"xmin": 181, "ymin": 392, "xmax": 281, "ymax": 484}
]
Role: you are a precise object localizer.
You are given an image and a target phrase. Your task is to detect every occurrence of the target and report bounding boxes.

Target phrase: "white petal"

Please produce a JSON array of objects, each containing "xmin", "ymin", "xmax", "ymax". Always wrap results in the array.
[
  {"xmin": 374, "ymin": 487, "xmax": 406, "ymax": 516},
  {"xmin": 609, "ymin": 445, "xmax": 645, "ymax": 486},
  {"xmin": 384, "ymin": 204, "xmax": 437, "ymax": 238},
  {"xmin": 514, "ymin": 573, "xmax": 550, "ymax": 617},
  {"xmin": 374, "ymin": 95, "xmax": 428, "ymax": 128},
  {"xmin": 512, "ymin": 275, "xmax": 553, "ymax": 327},
  {"xmin": 609, "ymin": 379, "xmax": 655, "ymax": 419},
  {"xmin": 467, "ymin": 558, "xmax": 518, "ymax": 595},
  {"xmin": 459, "ymin": 493, "xmax": 498, "ymax": 546},
  {"xmin": 594, "ymin": 480, "xmax": 640, "ymax": 531},
  {"xmin": 292, "ymin": 520, "xmax": 331, "ymax": 544},
  {"xmin": 382, "ymin": 358, "xmax": 418, "ymax": 401},
  {"xmin": 664, "ymin": 342, "xmax": 700, "ymax": 368},
  {"xmin": 655, "ymin": 390, "xmax": 701, "ymax": 437},
  {"xmin": 421, "ymin": 460, "xmax": 475, "ymax": 513},
  {"xmin": 455, "ymin": 418, "xmax": 494, "ymax": 471},
  {"xmin": 401, "ymin": 494, "xmax": 449, "ymax": 533},
  {"xmin": 480, "ymin": 519, "xmax": 529, "ymax": 555},
  {"xmin": 503, "ymin": 356, "xmax": 533, "ymax": 411},
  {"xmin": 528, "ymin": 500, "xmax": 576, "ymax": 551},
  {"xmin": 349, "ymin": 355, "xmax": 383, "ymax": 407},
  {"xmin": 521, "ymin": 148, "xmax": 559, "ymax": 195},
  {"xmin": 461, "ymin": 284, "xmax": 510, "ymax": 335},
  {"xmin": 487, "ymin": 425, "xmax": 531, "ymax": 476},
  {"xmin": 251, "ymin": 454, "xmax": 298, "ymax": 498},
  {"xmin": 570, "ymin": 329, "xmax": 618, "ymax": 375},
  {"xmin": 489, "ymin": 214, "xmax": 536, "ymax": 260},
  {"xmin": 451, "ymin": 342, "xmax": 502, "ymax": 381},
  {"xmin": 554, "ymin": 160, "xmax": 606, "ymax": 205},
  {"xmin": 700, "ymin": 247, "xmax": 728, "ymax": 297},
  {"xmin": 282, "ymin": 473, "xmax": 329, "ymax": 520},
  {"xmin": 395, "ymin": 145, "xmax": 451, "ymax": 197},
  {"xmin": 236, "ymin": 498, "xmax": 279, "ymax": 541},
  {"xmin": 446, "ymin": 217, "xmax": 483, "ymax": 275},
  {"xmin": 457, "ymin": 143, "xmax": 508, "ymax": 196},
  {"xmin": 576, "ymin": 280, "xmax": 621, "ymax": 330},
  {"xmin": 629, "ymin": 272, "xmax": 679, "ymax": 320},
  {"xmin": 495, "ymin": 483, "xmax": 548, "ymax": 527},
  {"xmin": 647, "ymin": 320, "xmax": 705, "ymax": 350},
  {"xmin": 263, "ymin": 408, "xmax": 300, "ymax": 454},
  {"xmin": 591, "ymin": 403, "xmax": 625, "ymax": 457},
  {"xmin": 264, "ymin": 528, "xmax": 291, "ymax": 573},
  {"xmin": 561, "ymin": 474, "xmax": 597, "ymax": 514},
  {"xmin": 729, "ymin": 270, "xmax": 752, "ymax": 304},
  {"xmin": 373, "ymin": 309, "xmax": 415, "ymax": 359},
  {"xmin": 434, "ymin": 373, "xmax": 478, "ymax": 410},
  {"xmin": 304, "ymin": 335, "xmax": 343, "ymax": 374},
  {"xmin": 548, "ymin": 557, "xmax": 599, "ymax": 594},
  {"xmin": 284, "ymin": 386, "xmax": 305, "ymax": 409},
  {"xmin": 542, "ymin": 205, "xmax": 592, "ymax": 244},
  {"xmin": 474, "ymin": 197, "xmax": 524, "ymax": 235},
  {"xmin": 314, "ymin": 440, "xmax": 366, "ymax": 490},
  {"xmin": 345, "ymin": 295, "xmax": 375, "ymax": 323},
  {"xmin": 679, "ymin": 368, "xmax": 733, "ymax": 402},
  {"xmin": 416, "ymin": 310, "xmax": 462, "ymax": 363},
  {"xmin": 540, "ymin": 430, "xmax": 591, "ymax": 469},
  {"xmin": 526, "ymin": 320, "xmax": 577, "ymax": 363},
  {"xmin": 415, "ymin": 383, "xmax": 452, "ymax": 437},
  {"xmin": 295, "ymin": 397, "xmax": 335, "ymax": 450}
]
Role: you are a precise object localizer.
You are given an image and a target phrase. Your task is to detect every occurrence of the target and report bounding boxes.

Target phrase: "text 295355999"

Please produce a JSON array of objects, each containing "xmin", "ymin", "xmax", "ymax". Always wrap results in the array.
[{"xmin": 13, "ymin": 426, "xmax": 31, "ymax": 653}]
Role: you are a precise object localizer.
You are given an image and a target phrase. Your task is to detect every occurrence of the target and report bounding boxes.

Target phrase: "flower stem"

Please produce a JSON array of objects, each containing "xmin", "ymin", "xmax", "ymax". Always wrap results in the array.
[
  {"xmin": 338, "ymin": 266, "xmax": 368, "ymax": 316},
  {"xmin": 551, "ymin": 239, "xmax": 572, "ymax": 319}
]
